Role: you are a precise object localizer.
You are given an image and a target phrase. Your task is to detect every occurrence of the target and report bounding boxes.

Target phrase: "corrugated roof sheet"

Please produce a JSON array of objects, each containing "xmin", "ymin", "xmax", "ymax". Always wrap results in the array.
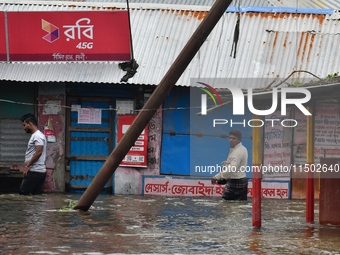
[
  {"xmin": 267, "ymin": 0, "xmax": 340, "ymax": 10},
  {"xmin": 0, "ymin": 0, "xmax": 274, "ymax": 8},
  {"xmin": 0, "ymin": 2, "xmax": 339, "ymax": 88},
  {"xmin": 4, "ymin": 0, "xmax": 339, "ymax": 9}
]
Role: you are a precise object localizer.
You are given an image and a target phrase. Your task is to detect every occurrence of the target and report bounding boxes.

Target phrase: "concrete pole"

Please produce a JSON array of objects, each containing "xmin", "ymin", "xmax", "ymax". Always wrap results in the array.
[
  {"xmin": 252, "ymin": 117, "xmax": 262, "ymax": 228},
  {"xmin": 306, "ymin": 105, "xmax": 315, "ymax": 223},
  {"xmin": 74, "ymin": 0, "xmax": 234, "ymax": 211}
]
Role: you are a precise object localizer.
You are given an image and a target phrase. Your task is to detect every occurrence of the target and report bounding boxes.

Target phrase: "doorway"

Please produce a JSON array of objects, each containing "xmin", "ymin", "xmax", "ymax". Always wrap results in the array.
[{"xmin": 66, "ymin": 97, "xmax": 113, "ymax": 193}]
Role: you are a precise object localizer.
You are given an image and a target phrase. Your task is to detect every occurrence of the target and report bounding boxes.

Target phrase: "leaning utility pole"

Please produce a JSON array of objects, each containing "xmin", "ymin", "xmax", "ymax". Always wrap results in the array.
[{"xmin": 74, "ymin": 0, "xmax": 233, "ymax": 211}]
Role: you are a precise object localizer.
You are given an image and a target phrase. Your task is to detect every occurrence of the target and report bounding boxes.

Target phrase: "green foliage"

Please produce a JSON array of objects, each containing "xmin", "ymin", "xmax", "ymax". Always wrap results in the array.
[
  {"xmin": 59, "ymin": 200, "xmax": 78, "ymax": 211},
  {"xmin": 326, "ymin": 72, "xmax": 339, "ymax": 78},
  {"xmin": 292, "ymin": 81, "xmax": 302, "ymax": 87}
]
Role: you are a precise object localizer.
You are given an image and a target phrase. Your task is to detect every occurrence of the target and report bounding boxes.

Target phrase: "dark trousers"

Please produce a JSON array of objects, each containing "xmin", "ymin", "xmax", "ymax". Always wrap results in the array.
[
  {"xmin": 222, "ymin": 178, "xmax": 248, "ymax": 201},
  {"xmin": 19, "ymin": 171, "xmax": 46, "ymax": 195}
]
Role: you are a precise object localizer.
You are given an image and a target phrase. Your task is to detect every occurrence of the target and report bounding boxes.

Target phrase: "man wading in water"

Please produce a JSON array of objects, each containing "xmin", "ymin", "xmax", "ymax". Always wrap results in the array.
[
  {"xmin": 211, "ymin": 129, "xmax": 248, "ymax": 200},
  {"xmin": 19, "ymin": 114, "xmax": 47, "ymax": 195}
]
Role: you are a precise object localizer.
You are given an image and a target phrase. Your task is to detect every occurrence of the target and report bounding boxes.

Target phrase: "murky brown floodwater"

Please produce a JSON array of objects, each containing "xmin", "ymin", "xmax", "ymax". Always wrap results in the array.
[{"xmin": 0, "ymin": 193, "xmax": 340, "ymax": 255}]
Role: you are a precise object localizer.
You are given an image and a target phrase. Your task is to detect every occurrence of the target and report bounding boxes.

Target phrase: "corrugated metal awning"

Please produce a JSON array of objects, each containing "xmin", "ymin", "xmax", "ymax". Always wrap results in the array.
[
  {"xmin": 2, "ymin": 0, "xmax": 339, "ymax": 9},
  {"xmin": 0, "ymin": 1, "xmax": 339, "ymax": 89},
  {"xmin": 267, "ymin": 0, "xmax": 340, "ymax": 10},
  {"xmin": 0, "ymin": 62, "xmax": 129, "ymax": 84}
]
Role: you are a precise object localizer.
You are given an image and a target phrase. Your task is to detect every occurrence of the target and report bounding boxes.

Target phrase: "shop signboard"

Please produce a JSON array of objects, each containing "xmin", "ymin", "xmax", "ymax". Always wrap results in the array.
[
  {"xmin": 118, "ymin": 115, "xmax": 148, "ymax": 167},
  {"xmin": 5, "ymin": 11, "xmax": 131, "ymax": 61},
  {"xmin": 0, "ymin": 12, "xmax": 6, "ymax": 61}
]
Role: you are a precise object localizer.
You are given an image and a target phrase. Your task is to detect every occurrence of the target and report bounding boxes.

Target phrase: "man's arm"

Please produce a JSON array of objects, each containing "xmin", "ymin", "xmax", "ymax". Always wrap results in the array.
[
  {"xmin": 23, "ymin": 145, "xmax": 43, "ymax": 176},
  {"xmin": 212, "ymin": 151, "xmax": 243, "ymax": 183}
]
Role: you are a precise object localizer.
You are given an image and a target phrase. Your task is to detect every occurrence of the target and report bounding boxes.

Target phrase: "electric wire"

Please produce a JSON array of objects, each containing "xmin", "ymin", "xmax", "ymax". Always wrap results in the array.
[{"xmin": 0, "ymin": 70, "xmax": 338, "ymax": 114}]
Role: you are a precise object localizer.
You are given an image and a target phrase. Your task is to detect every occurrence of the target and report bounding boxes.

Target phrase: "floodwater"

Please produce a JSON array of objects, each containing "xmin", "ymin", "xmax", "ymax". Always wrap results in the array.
[{"xmin": 0, "ymin": 193, "xmax": 340, "ymax": 255}]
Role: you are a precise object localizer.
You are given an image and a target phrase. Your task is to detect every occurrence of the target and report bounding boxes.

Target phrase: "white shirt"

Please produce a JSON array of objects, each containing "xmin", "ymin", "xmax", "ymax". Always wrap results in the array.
[
  {"xmin": 214, "ymin": 142, "xmax": 248, "ymax": 180},
  {"xmin": 25, "ymin": 130, "xmax": 47, "ymax": 173}
]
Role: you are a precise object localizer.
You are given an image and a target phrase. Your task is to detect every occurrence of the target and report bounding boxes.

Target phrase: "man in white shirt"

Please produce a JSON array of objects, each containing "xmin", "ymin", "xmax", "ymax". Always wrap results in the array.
[
  {"xmin": 19, "ymin": 113, "xmax": 47, "ymax": 195},
  {"xmin": 211, "ymin": 129, "xmax": 248, "ymax": 200}
]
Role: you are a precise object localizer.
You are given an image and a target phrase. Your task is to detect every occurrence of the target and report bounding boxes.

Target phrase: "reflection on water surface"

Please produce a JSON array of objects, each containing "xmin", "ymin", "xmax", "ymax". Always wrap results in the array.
[{"xmin": 0, "ymin": 193, "xmax": 339, "ymax": 254}]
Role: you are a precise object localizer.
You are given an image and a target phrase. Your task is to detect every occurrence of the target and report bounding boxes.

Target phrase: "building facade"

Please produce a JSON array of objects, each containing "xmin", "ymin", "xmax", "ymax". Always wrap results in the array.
[{"xmin": 0, "ymin": 0, "xmax": 339, "ymax": 198}]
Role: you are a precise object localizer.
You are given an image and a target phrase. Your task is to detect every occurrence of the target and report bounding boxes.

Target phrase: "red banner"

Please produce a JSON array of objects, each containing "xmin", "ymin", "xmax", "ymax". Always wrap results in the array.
[
  {"xmin": 0, "ymin": 12, "xmax": 6, "ymax": 61},
  {"xmin": 6, "ymin": 11, "xmax": 131, "ymax": 61},
  {"xmin": 118, "ymin": 115, "xmax": 148, "ymax": 167}
]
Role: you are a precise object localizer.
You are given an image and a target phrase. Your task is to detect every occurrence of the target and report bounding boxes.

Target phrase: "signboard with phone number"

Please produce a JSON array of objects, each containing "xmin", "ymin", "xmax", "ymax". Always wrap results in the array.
[{"xmin": 118, "ymin": 115, "xmax": 148, "ymax": 167}]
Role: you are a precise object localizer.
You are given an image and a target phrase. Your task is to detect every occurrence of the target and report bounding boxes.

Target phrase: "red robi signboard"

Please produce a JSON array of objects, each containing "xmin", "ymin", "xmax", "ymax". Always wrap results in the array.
[
  {"xmin": 6, "ymin": 11, "xmax": 131, "ymax": 61},
  {"xmin": 0, "ymin": 12, "xmax": 6, "ymax": 61}
]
